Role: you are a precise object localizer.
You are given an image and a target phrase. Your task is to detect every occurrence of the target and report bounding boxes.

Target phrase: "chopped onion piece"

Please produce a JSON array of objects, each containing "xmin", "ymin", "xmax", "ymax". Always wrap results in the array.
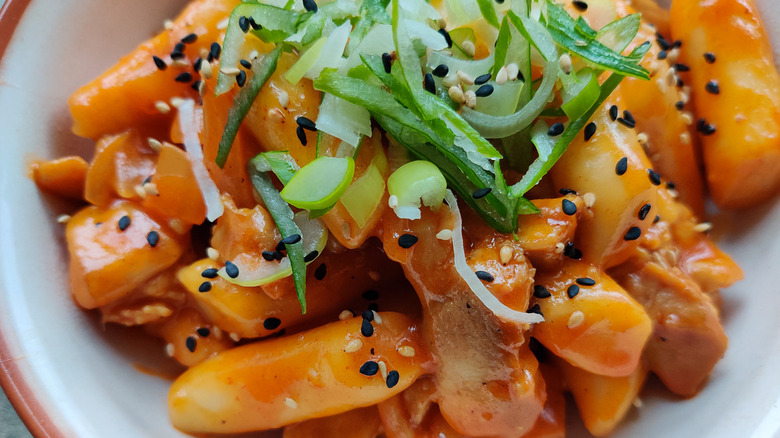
[
  {"xmin": 341, "ymin": 163, "xmax": 386, "ymax": 228},
  {"xmin": 388, "ymin": 161, "xmax": 447, "ymax": 221},
  {"xmin": 178, "ymin": 99, "xmax": 223, "ymax": 222},
  {"xmin": 304, "ymin": 21, "xmax": 352, "ymax": 79},
  {"xmin": 316, "ymin": 93, "xmax": 372, "ymax": 147},
  {"xmin": 403, "ymin": 19, "xmax": 448, "ymax": 50},
  {"xmin": 343, "ymin": 24, "xmax": 394, "ymax": 71},
  {"xmin": 445, "ymin": 190, "xmax": 544, "ymax": 325}
]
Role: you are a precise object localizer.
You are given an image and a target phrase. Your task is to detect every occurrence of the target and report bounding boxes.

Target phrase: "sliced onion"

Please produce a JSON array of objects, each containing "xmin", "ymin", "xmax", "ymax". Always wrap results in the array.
[
  {"xmin": 398, "ymin": 0, "xmax": 441, "ymax": 21},
  {"xmin": 460, "ymin": 59, "xmax": 557, "ymax": 138},
  {"xmin": 218, "ymin": 211, "xmax": 328, "ymax": 286},
  {"xmin": 304, "ymin": 21, "xmax": 352, "ymax": 79},
  {"xmin": 445, "ymin": 190, "xmax": 544, "ymax": 325},
  {"xmin": 343, "ymin": 24, "xmax": 394, "ymax": 70},
  {"xmin": 178, "ymin": 99, "xmax": 223, "ymax": 222},
  {"xmin": 316, "ymin": 93, "xmax": 372, "ymax": 147},
  {"xmin": 404, "ymin": 19, "xmax": 448, "ymax": 50},
  {"xmin": 426, "ymin": 50, "xmax": 495, "ymax": 80}
]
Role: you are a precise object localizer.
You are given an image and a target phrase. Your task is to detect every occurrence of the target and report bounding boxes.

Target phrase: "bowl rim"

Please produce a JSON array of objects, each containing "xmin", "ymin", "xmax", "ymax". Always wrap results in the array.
[{"xmin": 0, "ymin": 3, "xmax": 68, "ymax": 437}]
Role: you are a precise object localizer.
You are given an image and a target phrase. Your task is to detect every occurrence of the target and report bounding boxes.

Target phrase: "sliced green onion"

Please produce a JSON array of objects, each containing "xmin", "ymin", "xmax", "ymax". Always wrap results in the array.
[
  {"xmin": 476, "ymin": 0, "xmax": 500, "ymax": 28},
  {"xmin": 560, "ymin": 67, "xmax": 600, "ymax": 121},
  {"xmin": 473, "ymin": 81, "xmax": 524, "ymax": 116},
  {"xmin": 491, "ymin": 16, "xmax": 512, "ymax": 77},
  {"xmin": 387, "ymin": 160, "xmax": 447, "ymax": 220},
  {"xmin": 340, "ymin": 163, "xmax": 386, "ymax": 228},
  {"xmin": 280, "ymin": 156, "xmax": 355, "ymax": 210},
  {"xmin": 249, "ymin": 151, "xmax": 299, "ymax": 185},
  {"xmin": 217, "ymin": 211, "xmax": 327, "ymax": 288},
  {"xmin": 249, "ymin": 168, "xmax": 308, "ymax": 313},
  {"xmin": 345, "ymin": 0, "xmax": 391, "ymax": 55},
  {"xmin": 285, "ymin": 36, "xmax": 328, "ymax": 85},
  {"xmin": 216, "ymin": 45, "xmax": 282, "ymax": 168},
  {"xmin": 595, "ymin": 13, "xmax": 641, "ymax": 53}
]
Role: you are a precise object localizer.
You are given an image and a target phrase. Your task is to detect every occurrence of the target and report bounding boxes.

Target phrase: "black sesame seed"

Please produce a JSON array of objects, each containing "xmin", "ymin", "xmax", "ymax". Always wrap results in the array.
[
  {"xmin": 152, "ymin": 55, "xmax": 167, "ymax": 70},
  {"xmin": 368, "ymin": 302, "xmax": 379, "ymax": 312},
  {"xmin": 527, "ymin": 303, "xmax": 543, "ymax": 316},
  {"xmin": 624, "ymin": 226, "xmax": 642, "ymax": 241},
  {"xmin": 262, "ymin": 251, "xmax": 276, "ymax": 261},
  {"xmin": 472, "ymin": 187, "xmax": 492, "ymax": 199},
  {"xmin": 701, "ymin": 123, "xmax": 716, "ymax": 135},
  {"xmin": 147, "ymin": 230, "xmax": 160, "ymax": 247},
  {"xmin": 181, "ymin": 33, "xmax": 197, "ymax": 44},
  {"xmin": 647, "ymin": 169, "xmax": 661, "ymax": 186},
  {"xmin": 533, "ymin": 285, "xmax": 551, "ymax": 298},
  {"xmin": 704, "ymin": 52, "xmax": 716, "ymax": 63},
  {"xmin": 474, "ymin": 73, "xmax": 491, "ymax": 85},
  {"xmin": 562, "ymin": 198, "xmax": 577, "ymax": 216},
  {"xmin": 196, "ymin": 327, "xmax": 210, "ymax": 337},
  {"xmin": 423, "ymin": 73, "xmax": 436, "ymax": 94},
  {"xmin": 264, "ymin": 317, "xmax": 282, "ymax": 330},
  {"xmin": 240, "ymin": 59, "xmax": 252, "ymax": 69},
  {"xmin": 653, "ymin": 215, "xmax": 661, "ymax": 224},
  {"xmin": 657, "ymin": 50, "xmax": 667, "ymax": 60},
  {"xmin": 656, "ymin": 35, "xmax": 670, "ymax": 51},
  {"xmin": 239, "ymin": 16, "xmax": 250, "ymax": 33},
  {"xmin": 201, "ymin": 268, "xmax": 219, "ymax": 278},
  {"xmin": 363, "ymin": 289, "xmax": 379, "ymax": 300},
  {"xmin": 118, "ymin": 215, "xmax": 131, "ymax": 231},
  {"xmin": 567, "ymin": 284, "xmax": 580, "ymax": 298},
  {"xmin": 296, "ymin": 116, "xmax": 317, "ymax": 131},
  {"xmin": 638, "ymin": 203, "xmax": 651, "ymax": 220},
  {"xmin": 496, "ymin": 0, "xmax": 505, "ymax": 3},
  {"xmin": 304, "ymin": 250, "xmax": 319, "ymax": 263},
  {"xmin": 381, "ymin": 52, "xmax": 392, "ymax": 74},
  {"xmin": 675, "ymin": 100, "xmax": 684, "ymax": 110},
  {"xmin": 248, "ymin": 16, "xmax": 262, "ymax": 30},
  {"xmin": 360, "ymin": 360, "xmax": 379, "ymax": 376},
  {"xmin": 609, "ymin": 105, "xmax": 618, "ymax": 121},
  {"xmin": 173, "ymin": 42, "xmax": 186, "ymax": 54},
  {"xmin": 475, "ymin": 271, "xmax": 494, "ymax": 282},
  {"xmin": 198, "ymin": 281, "xmax": 212, "ymax": 293},
  {"xmin": 361, "ymin": 319, "xmax": 374, "ymax": 337},
  {"xmin": 281, "ymin": 234, "xmax": 302, "ymax": 246},
  {"xmin": 398, "ymin": 234, "xmax": 418, "ymax": 249},
  {"xmin": 548, "ymin": 122, "xmax": 565, "ymax": 136},
  {"xmin": 224, "ymin": 260, "xmax": 239, "ymax": 278},
  {"xmin": 705, "ymin": 80, "xmax": 720, "ymax": 95},
  {"xmin": 236, "ymin": 70, "xmax": 247, "ymax": 87},
  {"xmin": 210, "ymin": 42, "xmax": 221, "ymax": 60},
  {"xmin": 564, "ymin": 242, "xmax": 582, "ymax": 260},
  {"xmin": 273, "ymin": 251, "xmax": 285, "ymax": 261},
  {"xmin": 314, "ymin": 263, "xmax": 327, "ymax": 280},
  {"xmin": 559, "ymin": 188, "xmax": 577, "ymax": 195},
  {"xmin": 623, "ymin": 110, "xmax": 635, "ymax": 124},
  {"xmin": 584, "ymin": 122, "xmax": 597, "ymax": 141},
  {"xmin": 193, "ymin": 57, "xmax": 203, "ymax": 72},
  {"xmin": 191, "ymin": 80, "xmax": 202, "ymax": 92},
  {"xmin": 362, "ymin": 310, "xmax": 374, "ymax": 322},
  {"xmin": 576, "ymin": 277, "xmax": 596, "ymax": 286},
  {"xmin": 677, "ymin": 78, "xmax": 685, "ymax": 88},
  {"xmin": 615, "ymin": 157, "xmax": 628, "ymax": 176},
  {"xmin": 432, "ymin": 64, "xmax": 449, "ymax": 77},
  {"xmin": 386, "ymin": 370, "xmax": 400, "ymax": 388},
  {"xmin": 673, "ymin": 63, "xmax": 690, "ymax": 72},
  {"xmin": 303, "ymin": 0, "xmax": 318, "ymax": 12},
  {"xmin": 175, "ymin": 72, "xmax": 193, "ymax": 83},
  {"xmin": 617, "ymin": 117, "xmax": 635, "ymax": 129},
  {"xmin": 185, "ymin": 336, "xmax": 197, "ymax": 353},
  {"xmin": 517, "ymin": 70, "xmax": 525, "ymax": 82},
  {"xmin": 475, "ymin": 84, "xmax": 494, "ymax": 97},
  {"xmin": 572, "ymin": 0, "xmax": 588, "ymax": 11},
  {"xmin": 666, "ymin": 181, "xmax": 676, "ymax": 190},
  {"xmin": 672, "ymin": 40, "xmax": 682, "ymax": 49},
  {"xmin": 438, "ymin": 28, "xmax": 453, "ymax": 48},
  {"xmin": 296, "ymin": 125, "xmax": 308, "ymax": 146}
]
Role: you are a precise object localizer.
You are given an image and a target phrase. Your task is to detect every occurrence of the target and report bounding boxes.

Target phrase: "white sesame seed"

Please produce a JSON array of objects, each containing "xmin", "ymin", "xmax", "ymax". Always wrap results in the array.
[
  {"xmin": 692, "ymin": 222, "xmax": 712, "ymax": 233},
  {"xmin": 506, "ymin": 63, "xmax": 519, "ymax": 81},
  {"xmin": 169, "ymin": 218, "xmax": 186, "ymax": 234},
  {"xmin": 499, "ymin": 245, "xmax": 513, "ymax": 265},
  {"xmin": 388, "ymin": 195, "xmax": 399, "ymax": 209},
  {"xmin": 637, "ymin": 132, "xmax": 649, "ymax": 145},
  {"xmin": 668, "ymin": 188, "xmax": 679, "ymax": 199},
  {"xmin": 249, "ymin": 50, "xmax": 260, "ymax": 60},
  {"xmin": 200, "ymin": 60, "xmax": 213, "ymax": 79},
  {"xmin": 667, "ymin": 48, "xmax": 679, "ymax": 64},
  {"xmin": 154, "ymin": 101, "xmax": 171, "ymax": 114},
  {"xmin": 666, "ymin": 69, "xmax": 677, "ymax": 87},
  {"xmin": 200, "ymin": 48, "xmax": 210, "ymax": 59},
  {"xmin": 680, "ymin": 132, "xmax": 691, "ymax": 145},
  {"xmin": 278, "ymin": 90, "xmax": 290, "ymax": 108},
  {"xmin": 56, "ymin": 214, "xmax": 72, "ymax": 224},
  {"xmin": 461, "ymin": 40, "xmax": 476, "ymax": 57},
  {"xmin": 397, "ymin": 346, "xmax": 416, "ymax": 357},
  {"xmin": 496, "ymin": 66, "xmax": 508, "ymax": 85},
  {"xmin": 163, "ymin": 19, "xmax": 174, "ymax": 30},
  {"xmin": 583, "ymin": 192, "xmax": 596, "ymax": 208},
  {"xmin": 147, "ymin": 138, "xmax": 163, "ymax": 153},
  {"xmin": 680, "ymin": 90, "xmax": 690, "ymax": 104},
  {"xmin": 436, "ymin": 229, "xmax": 453, "ymax": 240},
  {"xmin": 339, "ymin": 310, "xmax": 353, "ymax": 321},
  {"xmin": 213, "ymin": 326, "xmax": 222, "ymax": 338},
  {"xmin": 559, "ymin": 53, "xmax": 572, "ymax": 75},
  {"xmin": 456, "ymin": 70, "xmax": 475, "ymax": 85},
  {"xmin": 448, "ymin": 85, "xmax": 465, "ymax": 104},
  {"xmin": 437, "ymin": 17, "xmax": 447, "ymax": 29},
  {"xmin": 368, "ymin": 271, "xmax": 380, "ymax": 281},
  {"xmin": 229, "ymin": 332, "xmax": 241, "ymax": 342},
  {"xmin": 378, "ymin": 360, "xmax": 388, "ymax": 380},
  {"xmin": 165, "ymin": 343, "xmax": 175, "ymax": 357},
  {"xmin": 220, "ymin": 67, "xmax": 241, "ymax": 76},
  {"xmin": 207, "ymin": 247, "xmax": 219, "ymax": 260},
  {"xmin": 285, "ymin": 398, "xmax": 298, "ymax": 409},
  {"xmin": 632, "ymin": 397, "xmax": 644, "ymax": 408},
  {"xmin": 555, "ymin": 242, "xmax": 565, "ymax": 254},
  {"xmin": 134, "ymin": 185, "xmax": 147, "ymax": 199},
  {"xmin": 372, "ymin": 311, "xmax": 382, "ymax": 324},
  {"xmin": 567, "ymin": 310, "xmax": 585, "ymax": 329},
  {"xmin": 575, "ymin": 40, "xmax": 587, "ymax": 47},
  {"xmin": 198, "ymin": 80, "xmax": 206, "ymax": 96},
  {"xmin": 268, "ymin": 108, "xmax": 285, "ymax": 122},
  {"xmin": 681, "ymin": 112, "xmax": 694, "ymax": 126},
  {"xmin": 172, "ymin": 59, "xmax": 189, "ymax": 68},
  {"xmin": 464, "ymin": 89, "xmax": 477, "ymax": 109},
  {"xmin": 170, "ymin": 97, "xmax": 186, "ymax": 108},
  {"xmin": 441, "ymin": 74, "xmax": 458, "ymax": 88},
  {"xmin": 216, "ymin": 17, "xmax": 229, "ymax": 30},
  {"xmin": 143, "ymin": 182, "xmax": 159, "ymax": 196},
  {"xmin": 344, "ymin": 338, "xmax": 363, "ymax": 353}
]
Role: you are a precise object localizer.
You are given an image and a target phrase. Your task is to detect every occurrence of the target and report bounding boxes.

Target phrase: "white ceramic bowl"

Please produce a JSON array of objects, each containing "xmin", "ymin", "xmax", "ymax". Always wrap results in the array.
[{"xmin": 1, "ymin": 1, "xmax": 780, "ymax": 437}]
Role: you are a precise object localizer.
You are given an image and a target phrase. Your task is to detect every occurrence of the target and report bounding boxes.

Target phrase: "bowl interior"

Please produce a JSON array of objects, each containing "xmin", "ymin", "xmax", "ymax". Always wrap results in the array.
[{"xmin": 1, "ymin": 0, "xmax": 779, "ymax": 437}]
